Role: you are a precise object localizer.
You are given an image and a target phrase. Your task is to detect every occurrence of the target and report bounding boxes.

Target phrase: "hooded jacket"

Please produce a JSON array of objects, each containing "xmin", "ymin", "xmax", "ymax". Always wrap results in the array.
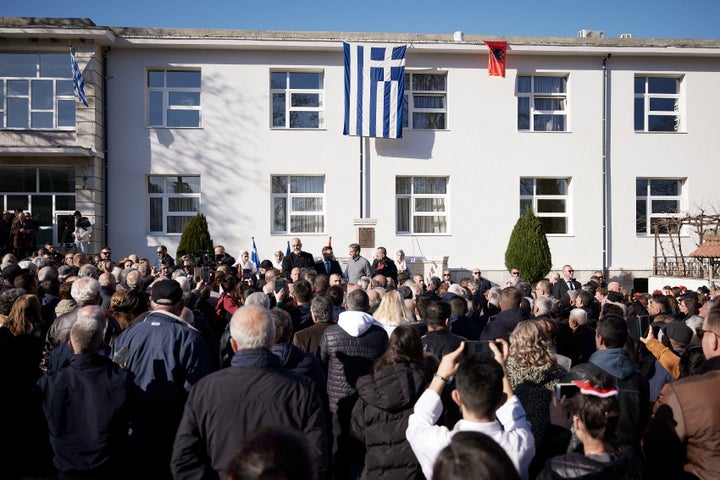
[
  {"xmin": 565, "ymin": 348, "xmax": 649, "ymax": 449},
  {"xmin": 318, "ymin": 311, "xmax": 388, "ymax": 411},
  {"xmin": 351, "ymin": 362, "xmax": 432, "ymax": 480}
]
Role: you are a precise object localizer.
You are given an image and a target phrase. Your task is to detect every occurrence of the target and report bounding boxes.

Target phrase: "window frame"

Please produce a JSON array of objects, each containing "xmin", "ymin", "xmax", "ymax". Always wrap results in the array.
[
  {"xmin": 517, "ymin": 75, "xmax": 569, "ymax": 132},
  {"xmin": 270, "ymin": 70, "xmax": 325, "ymax": 129},
  {"xmin": 635, "ymin": 177, "xmax": 686, "ymax": 236},
  {"xmin": 634, "ymin": 75, "xmax": 683, "ymax": 133},
  {"xmin": 402, "ymin": 72, "xmax": 447, "ymax": 130},
  {"xmin": 147, "ymin": 175, "xmax": 201, "ymax": 235},
  {"xmin": 519, "ymin": 177, "xmax": 572, "ymax": 235},
  {"xmin": 395, "ymin": 176, "xmax": 449, "ymax": 235},
  {"xmin": 146, "ymin": 69, "xmax": 202, "ymax": 128},
  {"xmin": 271, "ymin": 175, "xmax": 326, "ymax": 234},
  {"xmin": 0, "ymin": 53, "xmax": 77, "ymax": 131}
]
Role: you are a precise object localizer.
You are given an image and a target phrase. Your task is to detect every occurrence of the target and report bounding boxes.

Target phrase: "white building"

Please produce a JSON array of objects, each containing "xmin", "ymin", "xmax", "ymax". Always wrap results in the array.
[{"xmin": 1, "ymin": 18, "xmax": 719, "ymax": 290}]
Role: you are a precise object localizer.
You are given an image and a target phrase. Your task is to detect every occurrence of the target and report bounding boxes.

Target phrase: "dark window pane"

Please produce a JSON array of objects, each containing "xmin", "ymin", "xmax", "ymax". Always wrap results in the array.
[
  {"xmin": 291, "ymin": 93, "xmax": 319, "ymax": 108},
  {"xmin": 169, "ymin": 92, "xmax": 200, "ymax": 106},
  {"xmin": 534, "ymin": 114, "xmax": 565, "ymax": 131},
  {"xmin": 149, "ymin": 198, "xmax": 163, "ymax": 231},
  {"xmin": 648, "ymin": 77, "xmax": 678, "ymax": 94},
  {"xmin": 8, "ymin": 98, "xmax": 29, "ymax": 128},
  {"xmin": 171, "ymin": 176, "xmax": 200, "ymax": 194},
  {"xmin": 290, "ymin": 215, "xmax": 324, "ymax": 233},
  {"xmin": 517, "ymin": 97, "xmax": 530, "ymax": 130},
  {"xmin": 169, "ymin": 197, "xmax": 199, "ymax": 212},
  {"xmin": 149, "ymin": 92, "xmax": 164, "ymax": 126},
  {"xmin": 519, "ymin": 178, "xmax": 534, "ymax": 196},
  {"xmin": 537, "ymin": 199, "xmax": 566, "ymax": 213},
  {"xmin": 31, "ymin": 80, "xmax": 53, "ymax": 109},
  {"xmin": 636, "ymin": 179, "xmax": 648, "ymax": 196},
  {"xmin": 273, "ymin": 197, "xmax": 286, "ymax": 231},
  {"xmin": 271, "ymin": 176, "xmax": 287, "ymax": 194},
  {"xmin": 534, "ymin": 77, "xmax": 565, "ymax": 94},
  {"xmin": 292, "ymin": 197, "xmax": 323, "ymax": 212},
  {"xmin": 412, "ymin": 112, "xmax": 445, "ymax": 129},
  {"xmin": 8, "ymin": 80, "xmax": 29, "ymax": 95},
  {"xmin": 289, "ymin": 72, "xmax": 322, "ymax": 89},
  {"xmin": 650, "ymin": 98, "xmax": 678, "ymax": 112},
  {"xmin": 648, "ymin": 115, "xmax": 677, "ymax": 132},
  {"xmin": 0, "ymin": 167, "xmax": 35, "ymax": 192},
  {"xmin": 412, "ymin": 74, "xmax": 445, "ymax": 91},
  {"xmin": 414, "ymin": 177, "xmax": 446, "ymax": 195},
  {"xmin": 7, "ymin": 195, "xmax": 28, "ymax": 211},
  {"xmin": 650, "ymin": 179, "xmax": 679, "ymax": 196},
  {"xmin": 414, "ymin": 215, "xmax": 447, "ymax": 234},
  {"xmin": 57, "ymin": 80, "xmax": 74, "ymax": 96},
  {"xmin": 148, "ymin": 70, "xmax": 164, "ymax": 88},
  {"xmin": 40, "ymin": 54, "xmax": 68, "ymax": 78},
  {"xmin": 56, "ymin": 195, "xmax": 75, "ymax": 210},
  {"xmin": 167, "ymin": 216, "xmax": 190, "ymax": 234},
  {"xmin": 166, "ymin": 71, "xmax": 200, "ymax": 88},
  {"xmin": 413, "ymin": 96, "xmax": 444, "ymax": 109},
  {"xmin": 634, "ymin": 98, "xmax": 645, "ymax": 130},
  {"xmin": 634, "ymin": 77, "xmax": 646, "ymax": 94},
  {"xmin": 520, "ymin": 199, "xmax": 532, "ymax": 215},
  {"xmin": 518, "ymin": 76, "xmax": 531, "ymax": 93},
  {"xmin": 58, "ymin": 100, "xmax": 76, "ymax": 127},
  {"xmin": 540, "ymin": 217, "xmax": 566, "ymax": 234},
  {"xmin": 167, "ymin": 110, "xmax": 200, "ymax": 127},
  {"xmin": 273, "ymin": 93, "xmax": 286, "ymax": 127},
  {"xmin": 536, "ymin": 178, "xmax": 566, "ymax": 195},
  {"xmin": 290, "ymin": 176, "xmax": 323, "ymax": 194},
  {"xmin": 148, "ymin": 176, "xmax": 164, "ymax": 194},
  {"xmin": 0, "ymin": 54, "xmax": 37, "ymax": 77},
  {"xmin": 39, "ymin": 167, "xmax": 75, "ymax": 192},
  {"xmin": 270, "ymin": 72, "xmax": 286, "ymax": 89},
  {"xmin": 32, "ymin": 195, "xmax": 52, "ymax": 226},
  {"xmin": 396, "ymin": 197, "xmax": 410, "ymax": 232},
  {"xmin": 31, "ymin": 112, "xmax": 53, "ymax": 129},
  {"xmin": 415, "ymin": 198, "xmax": 445, "ymax": 213},
  {"xmin": 636, "ymin": 200, "xmax": 647, "ymax": 233},
  {"xmin": 289, "ymin": 111, "xmax": 319, "ymax": 128},
  {"xmin": 396, "ymin": 177, "xmax": 411, "ymax": 194},
  {"xmin": 652, "ymin": 200, "xmax": 679, "ymax": 214}
]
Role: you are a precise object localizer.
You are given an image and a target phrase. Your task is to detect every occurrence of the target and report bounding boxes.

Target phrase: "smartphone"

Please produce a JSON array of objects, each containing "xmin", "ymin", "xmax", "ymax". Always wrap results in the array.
[
  {"xmin": 464, "ymin": 340, "xmax": 498, "ymax": 356},
  {"xmin": 275, "ymin": 279, "xmax": 287, "ymax": 293},
  {"xmin": 554, "ymin": 382, "xmax": 580, "ymax": 400}
]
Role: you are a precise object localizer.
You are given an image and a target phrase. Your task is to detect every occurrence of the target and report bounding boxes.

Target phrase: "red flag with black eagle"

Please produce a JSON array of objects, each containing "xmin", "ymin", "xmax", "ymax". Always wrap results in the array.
[{"xmin": 484, "ymin": 41, "xmax": 507, "ymax": 77}]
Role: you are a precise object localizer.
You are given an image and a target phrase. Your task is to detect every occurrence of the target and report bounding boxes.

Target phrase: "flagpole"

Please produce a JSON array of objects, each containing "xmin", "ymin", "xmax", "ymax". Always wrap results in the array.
[{"xmin": 359, "ymin": 136, "xmax": 364, "ymax": 218}]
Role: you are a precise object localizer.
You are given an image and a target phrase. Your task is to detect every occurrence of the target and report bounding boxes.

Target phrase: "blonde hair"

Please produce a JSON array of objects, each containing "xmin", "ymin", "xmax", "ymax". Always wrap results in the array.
[
  {"xmin": 373, "ymin": 290, "xmax": 414, "ymax": 326},
  {"xmin": 509, "ymin": 320, "xmax": 557, "ymax": 369}
]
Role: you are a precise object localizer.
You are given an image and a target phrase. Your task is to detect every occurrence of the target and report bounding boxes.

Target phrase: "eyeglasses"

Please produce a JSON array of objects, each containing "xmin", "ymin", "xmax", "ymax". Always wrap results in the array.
[
  {"xmin": 511, "ymin": 271, "xmax": 520, "ymax": 275},
  {"xmin": 698, "ymin": 329, "xmax": 718, "ymax": 340},
  {"xmin": 443, "ymin": 274, "xmax": 451, "ymax": 277},
  {"xmin": 472, "ymin": 271, "xmax": 481, "ymax": 275},
  {"xmin": 156, "ymin": 251, "xmax": 163, "ymax": 254},
  {"xmin": 567, "ymin": 269, "xmax": 575, "ymax": 273},
  {"xmin": 101, "ymin": 251, "xmax": 111, "ymax": 255}
]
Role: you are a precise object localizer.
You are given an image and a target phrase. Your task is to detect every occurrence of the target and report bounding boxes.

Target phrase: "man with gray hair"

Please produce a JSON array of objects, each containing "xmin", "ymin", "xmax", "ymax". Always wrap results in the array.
[
  {"xmin": 36, "ymin": 306, "xmax": 139, "ymax": 479},
  {"xmin": 567, "ymin": 307, "xmax": 595, "ymax": 366},
  {"xmin": 171, "ymin": 305, "xmax": 328, "ymax": 479},
  {"xmin": 533, "ymin": 295, "xmax": 554, "ymax": 318},
  {"xmin": 293, "ymin": 295, "xmax": 335, "ymax": 356}
]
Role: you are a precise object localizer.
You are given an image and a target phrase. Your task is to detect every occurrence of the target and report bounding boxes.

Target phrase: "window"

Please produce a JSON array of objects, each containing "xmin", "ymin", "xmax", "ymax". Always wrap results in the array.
[
  {"xmin": 0, "ymin": 166, "xmax": 76, "ymax": 245},
  {"xmin": 148, "ymin": 175, "xmax": 201, "ymax": 234},
  {"xmin": 636, "ymin": 178, "xmax": 685, "ymax": 235},
  {"xmin": 519, "ymin": 178, "xmax": 570, "ymax": 234},
  {"xmin": 396, "ymin": 176, "xmax": 448, "ymax": 234},
  {"xmin": 517, "ymin": 76, "xmax": 568, "ymax": 131},
  {"xmin": 270, "ymin": 72, "xmax": 324, "ymax": 129},
  {"xmin": 147, "ymin": 70, "xmax": 201, "ymax": 127},
  {"xmin": 403, "ymin": 73, "xmax": 446, "ymax": 129},
  {"xmin": 271, "ymin": 175, "xmax": 325, "ymax": 233},
  {"xmin": 0, "ymin": 53, "xmax": 77, "ymax": 130},
  {"xmin": 634, "ymin": 76, "xmax": 681, "ymax": 132}
]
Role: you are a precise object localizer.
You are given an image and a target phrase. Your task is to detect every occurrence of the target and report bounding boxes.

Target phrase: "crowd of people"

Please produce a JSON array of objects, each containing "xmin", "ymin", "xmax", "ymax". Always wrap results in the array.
[{"xmin": 0, "ymin": 233, "xmax": 719, "ymax": 480}]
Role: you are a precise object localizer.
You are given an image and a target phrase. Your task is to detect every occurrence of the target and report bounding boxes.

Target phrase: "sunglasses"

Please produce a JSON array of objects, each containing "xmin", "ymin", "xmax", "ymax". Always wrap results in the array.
[{"xmin": 511, "ymin": 271, "xmax": 519, "ymax": 275}]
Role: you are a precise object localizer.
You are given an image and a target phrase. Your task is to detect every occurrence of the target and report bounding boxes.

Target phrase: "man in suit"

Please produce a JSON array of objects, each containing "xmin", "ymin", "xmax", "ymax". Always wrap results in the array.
[
  {"xmin": 551, "ymin": 264, "xmax": 582, "ymax": 300},
  {"xmin": 314, "ymin": 245, "xmax": 343, "ymax": 277}
]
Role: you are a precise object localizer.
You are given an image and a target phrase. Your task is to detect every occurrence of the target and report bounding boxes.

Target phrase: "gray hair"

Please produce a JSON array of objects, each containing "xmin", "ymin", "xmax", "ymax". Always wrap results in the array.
[
  {"xmin": 310, "ymin": 296, "xmax": 333, "ymax": 324},
  {"xmin": 78, "ymin": 264, "xmax": 99, "ymax": 278},
  {"xmin": 230, "ymin": 305, "xmax": 276, "ymax": 350},
  {"xmin": 38, "ymin": 266, "xmax": 56, "ymax": 282},
  {"xmin": 569, "ymin": 308, "xmax": 588, "ymax": 326},
  {"xmin": 357, "ymin": 276, "xmax": 371, "ymax": 290},
  {"xmin": 245, "ymin": 291, "xmax": 270, "ymax": 309},
  {"xmin": 126, "ymin": 270, "xmax": 144, "ymax": 291},
  {"xmin": 533, "ymin": 296, "xmax": 553, "ymax": 316},
  {"xmin": 486, "ymin": 287, "xmax": 502, "ymax": 308},
  {"xmin": 71, "ymin": 277, "xmax": 101, "ymax": 304},
  {"xmin": 70, "ymin": 306, "xmax": 107, "ymax": 354}
]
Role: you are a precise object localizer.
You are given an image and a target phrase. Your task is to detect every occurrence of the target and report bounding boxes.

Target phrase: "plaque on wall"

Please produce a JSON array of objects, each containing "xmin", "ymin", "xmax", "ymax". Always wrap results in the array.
[{"xmin": 358, "ymin": 227, "xmax": 375, "ymax": 248}]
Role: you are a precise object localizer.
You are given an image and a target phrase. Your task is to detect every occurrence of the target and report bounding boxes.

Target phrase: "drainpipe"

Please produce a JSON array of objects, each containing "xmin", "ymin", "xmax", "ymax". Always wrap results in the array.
[
  {"xmin": 602, "ymin": 54, "xmax": 611, "ymax": 279},
  {"xmin": 102, "ymin": 47, "xmax": 110, "ymax": 244}
]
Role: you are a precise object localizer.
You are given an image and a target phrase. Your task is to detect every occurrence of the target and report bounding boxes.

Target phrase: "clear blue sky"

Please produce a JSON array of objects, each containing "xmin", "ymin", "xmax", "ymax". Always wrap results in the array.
[{"xmin": 3, "ymin": 0, "xmax": 719, "ymax": 39}]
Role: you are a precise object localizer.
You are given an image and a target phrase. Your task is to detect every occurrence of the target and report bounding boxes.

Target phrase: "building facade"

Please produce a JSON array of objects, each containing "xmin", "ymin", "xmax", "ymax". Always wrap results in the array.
[{"xmin": 1, "ymin": 18, "xmax": 719, "ymax": 289}]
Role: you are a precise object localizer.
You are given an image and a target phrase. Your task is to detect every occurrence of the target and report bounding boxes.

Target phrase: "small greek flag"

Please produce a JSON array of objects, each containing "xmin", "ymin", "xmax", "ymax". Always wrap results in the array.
[
  {"xmin": 251, "ymin": 237, "xmax": 259, "ymax": 271},
  {"xmin": 70, "ymin": 48, "xmax": 88, "ymax": 107},
  {"xmin": 344, "ymin": 42, "xmax": 407, "ymax": 139}
]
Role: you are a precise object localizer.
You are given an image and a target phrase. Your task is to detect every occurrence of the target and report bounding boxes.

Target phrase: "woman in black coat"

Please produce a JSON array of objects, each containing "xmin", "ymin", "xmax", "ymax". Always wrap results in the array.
[{"xmin": 351, "ymin": 325, "xmax": 436, "ymax": 480}]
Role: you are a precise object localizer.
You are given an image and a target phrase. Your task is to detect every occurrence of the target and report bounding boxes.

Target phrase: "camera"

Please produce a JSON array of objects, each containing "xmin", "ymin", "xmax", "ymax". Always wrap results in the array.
[{"xmin": 463, "ymin": 340, "xmax": 501, "ymax": 356}]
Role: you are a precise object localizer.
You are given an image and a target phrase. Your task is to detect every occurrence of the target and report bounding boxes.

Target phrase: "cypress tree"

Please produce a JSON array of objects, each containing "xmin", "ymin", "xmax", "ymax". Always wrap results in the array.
[
  {"xmin": 177, "ymin": 213, "xmax": 214, "ymax": 262},
  {"xmin": 504, "ymin": 207, "xmax": 552, "ymax": 286}
]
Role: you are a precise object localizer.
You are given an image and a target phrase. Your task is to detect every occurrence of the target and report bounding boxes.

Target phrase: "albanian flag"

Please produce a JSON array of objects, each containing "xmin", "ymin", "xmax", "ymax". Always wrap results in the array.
[{"xmin": 484, "ymin": 41, "xmax": 507, "ymax": 77}]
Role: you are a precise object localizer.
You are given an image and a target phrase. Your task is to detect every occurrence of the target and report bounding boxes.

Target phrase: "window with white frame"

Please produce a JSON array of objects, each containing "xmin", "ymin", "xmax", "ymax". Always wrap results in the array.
[
  {"xmin": 147, "ymin": 70, "xmax": 201, "ymax": 128},
  {"xmin": 519, "ymin": 178, "xmax": 570, "ymax": 234},
  {"xmin": 270, "ymin": 72, "xmax": 324, "ymax": 129},
  {"xmin": 396, "ymin": 176, "xmax": 448, "ymax": 234},
  {"xmin": 402, "ymin": 73, "xmax": 447, "ymax": 129},
  {"xmin": 271, "ymin": 175, "xmax": 325, "ymax": 233},
  {"xmin": 517, "ymin": 76, "xmax": 568, "ymax": 132},
  {"xmin": 636, "ymin": 178, "xmax": 685, "ymax": 235},
  {"xmin": 634, "ymin": 76, "xmax": 682, "ymax": 132},
  {"xmin": 0, "ymin": 53, "xmax": 77, "ymax": 130},
  {"xmin": 148, "ymin": 175, "xmax": 201, "ymax": 234}
]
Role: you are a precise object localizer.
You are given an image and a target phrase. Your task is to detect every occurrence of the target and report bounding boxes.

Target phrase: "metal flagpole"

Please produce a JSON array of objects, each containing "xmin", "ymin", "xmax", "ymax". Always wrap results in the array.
[{"xmin": 359, "ymin": 136, "xmax": 364, "ymax": 218}]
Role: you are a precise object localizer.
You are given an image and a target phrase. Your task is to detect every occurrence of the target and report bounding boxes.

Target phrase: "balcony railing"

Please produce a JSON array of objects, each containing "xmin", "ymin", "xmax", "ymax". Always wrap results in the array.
[{"xmin": 653, "ymin": 256, "xmax": 720, "ymax": 279}]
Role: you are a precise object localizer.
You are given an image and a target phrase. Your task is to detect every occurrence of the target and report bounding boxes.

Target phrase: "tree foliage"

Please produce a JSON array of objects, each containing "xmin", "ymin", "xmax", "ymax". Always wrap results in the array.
[
  {"xmin": 504, "ymin": 207, "xmax": 552, "ymax": 286},
  {"xmin": 177, "ymin": 213, "xmax": 214, "ymax": 261}
]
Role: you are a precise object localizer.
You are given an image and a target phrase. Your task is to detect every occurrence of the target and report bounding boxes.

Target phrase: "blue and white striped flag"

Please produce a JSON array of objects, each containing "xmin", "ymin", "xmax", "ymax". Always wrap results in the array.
[
  {"xmin": 70, "ymin": 48, "xmax": 88, "ymax": 107},
  {"xmin": 251, "ymin": 237, "xmax": 259, "ymax": 271},
  {"xmin": 344, "ymin": 42, "xmax": 407, "ymax": 139}
]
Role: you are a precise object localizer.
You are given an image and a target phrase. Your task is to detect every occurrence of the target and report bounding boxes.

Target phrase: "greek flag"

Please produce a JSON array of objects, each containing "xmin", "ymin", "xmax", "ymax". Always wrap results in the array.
[
  {"xmin": 251, "ymin": 237, "xmax": 259, "ymax": 271},
  {"xmin": 344, "ymin": 42, "xmax": 407, "ymax": 139},
  {"xmin": 70, "ymin": 48, "xmax": 88, "ymax": 107}
]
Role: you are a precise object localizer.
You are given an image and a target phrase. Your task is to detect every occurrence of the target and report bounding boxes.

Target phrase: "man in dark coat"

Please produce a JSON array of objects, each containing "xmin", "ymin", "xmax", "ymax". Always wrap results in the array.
[
  {"xmin": 479, "ymin": 286, "xmax": 529, "ymax": 343},
  {"xmin": 293, "ymin": 295, "xmax": 335, "ymax": 357},
  {"xmin": 551, "ymin": 264, "xmax": 582, "ymax": 301},
  {"xmin": 171, "ymin": 305, "xmax": 328, "ymax": 480},
  {"xmin": 282, "ymin": 237, "xmax": 315, "ymax": 280},
  {"xmin": 370, "ymin": 246, "xmax": 398, "ymax": 284},
  {"xmin": 36, "ymin": 307, "xmax": 140, "ymax": 479},
  {"xmin": 314, "ymin": 245, "xmax": 343, "ymax": 277}
]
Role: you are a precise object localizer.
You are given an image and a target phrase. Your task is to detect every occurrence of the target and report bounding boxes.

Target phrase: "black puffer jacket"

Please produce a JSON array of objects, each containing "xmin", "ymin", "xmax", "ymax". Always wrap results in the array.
[
  {"xmin": 536, "ymin": 446, "xmax": 643, "ymax": 480},
  {"xmin": 318, "ymin": 311, "xmax": 388, "ymax": 412},
  {"xmin": 351, "ymin": 361, "xmax": 432, "ymax": 480}
]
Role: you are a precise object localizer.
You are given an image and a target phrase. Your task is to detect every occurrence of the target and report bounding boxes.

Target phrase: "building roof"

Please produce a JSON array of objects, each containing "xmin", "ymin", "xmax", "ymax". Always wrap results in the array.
[{"xmin": 689, "ymin": 236, "xmax": 720, "ymax": 258}]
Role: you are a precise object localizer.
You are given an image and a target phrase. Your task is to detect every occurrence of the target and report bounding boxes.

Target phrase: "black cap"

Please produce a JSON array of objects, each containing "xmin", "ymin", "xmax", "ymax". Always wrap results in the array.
[
  {"xmin": 606, "ymin": 291, "xmax": 625, "ymax": 303},
  {"xmin": 259, "ymin": 259, "xmax": 274, "ymax": 269},
  {"xmin": 151, "ymin": 279, "xmax": 183, "ymax": 306},
  {"xmin": 663, "ymin": 322, "xmax": 693, "ymax": 346},
  {"xmin": 1, "ymin": 264, "xmax": 21, "ymax": 283}
]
